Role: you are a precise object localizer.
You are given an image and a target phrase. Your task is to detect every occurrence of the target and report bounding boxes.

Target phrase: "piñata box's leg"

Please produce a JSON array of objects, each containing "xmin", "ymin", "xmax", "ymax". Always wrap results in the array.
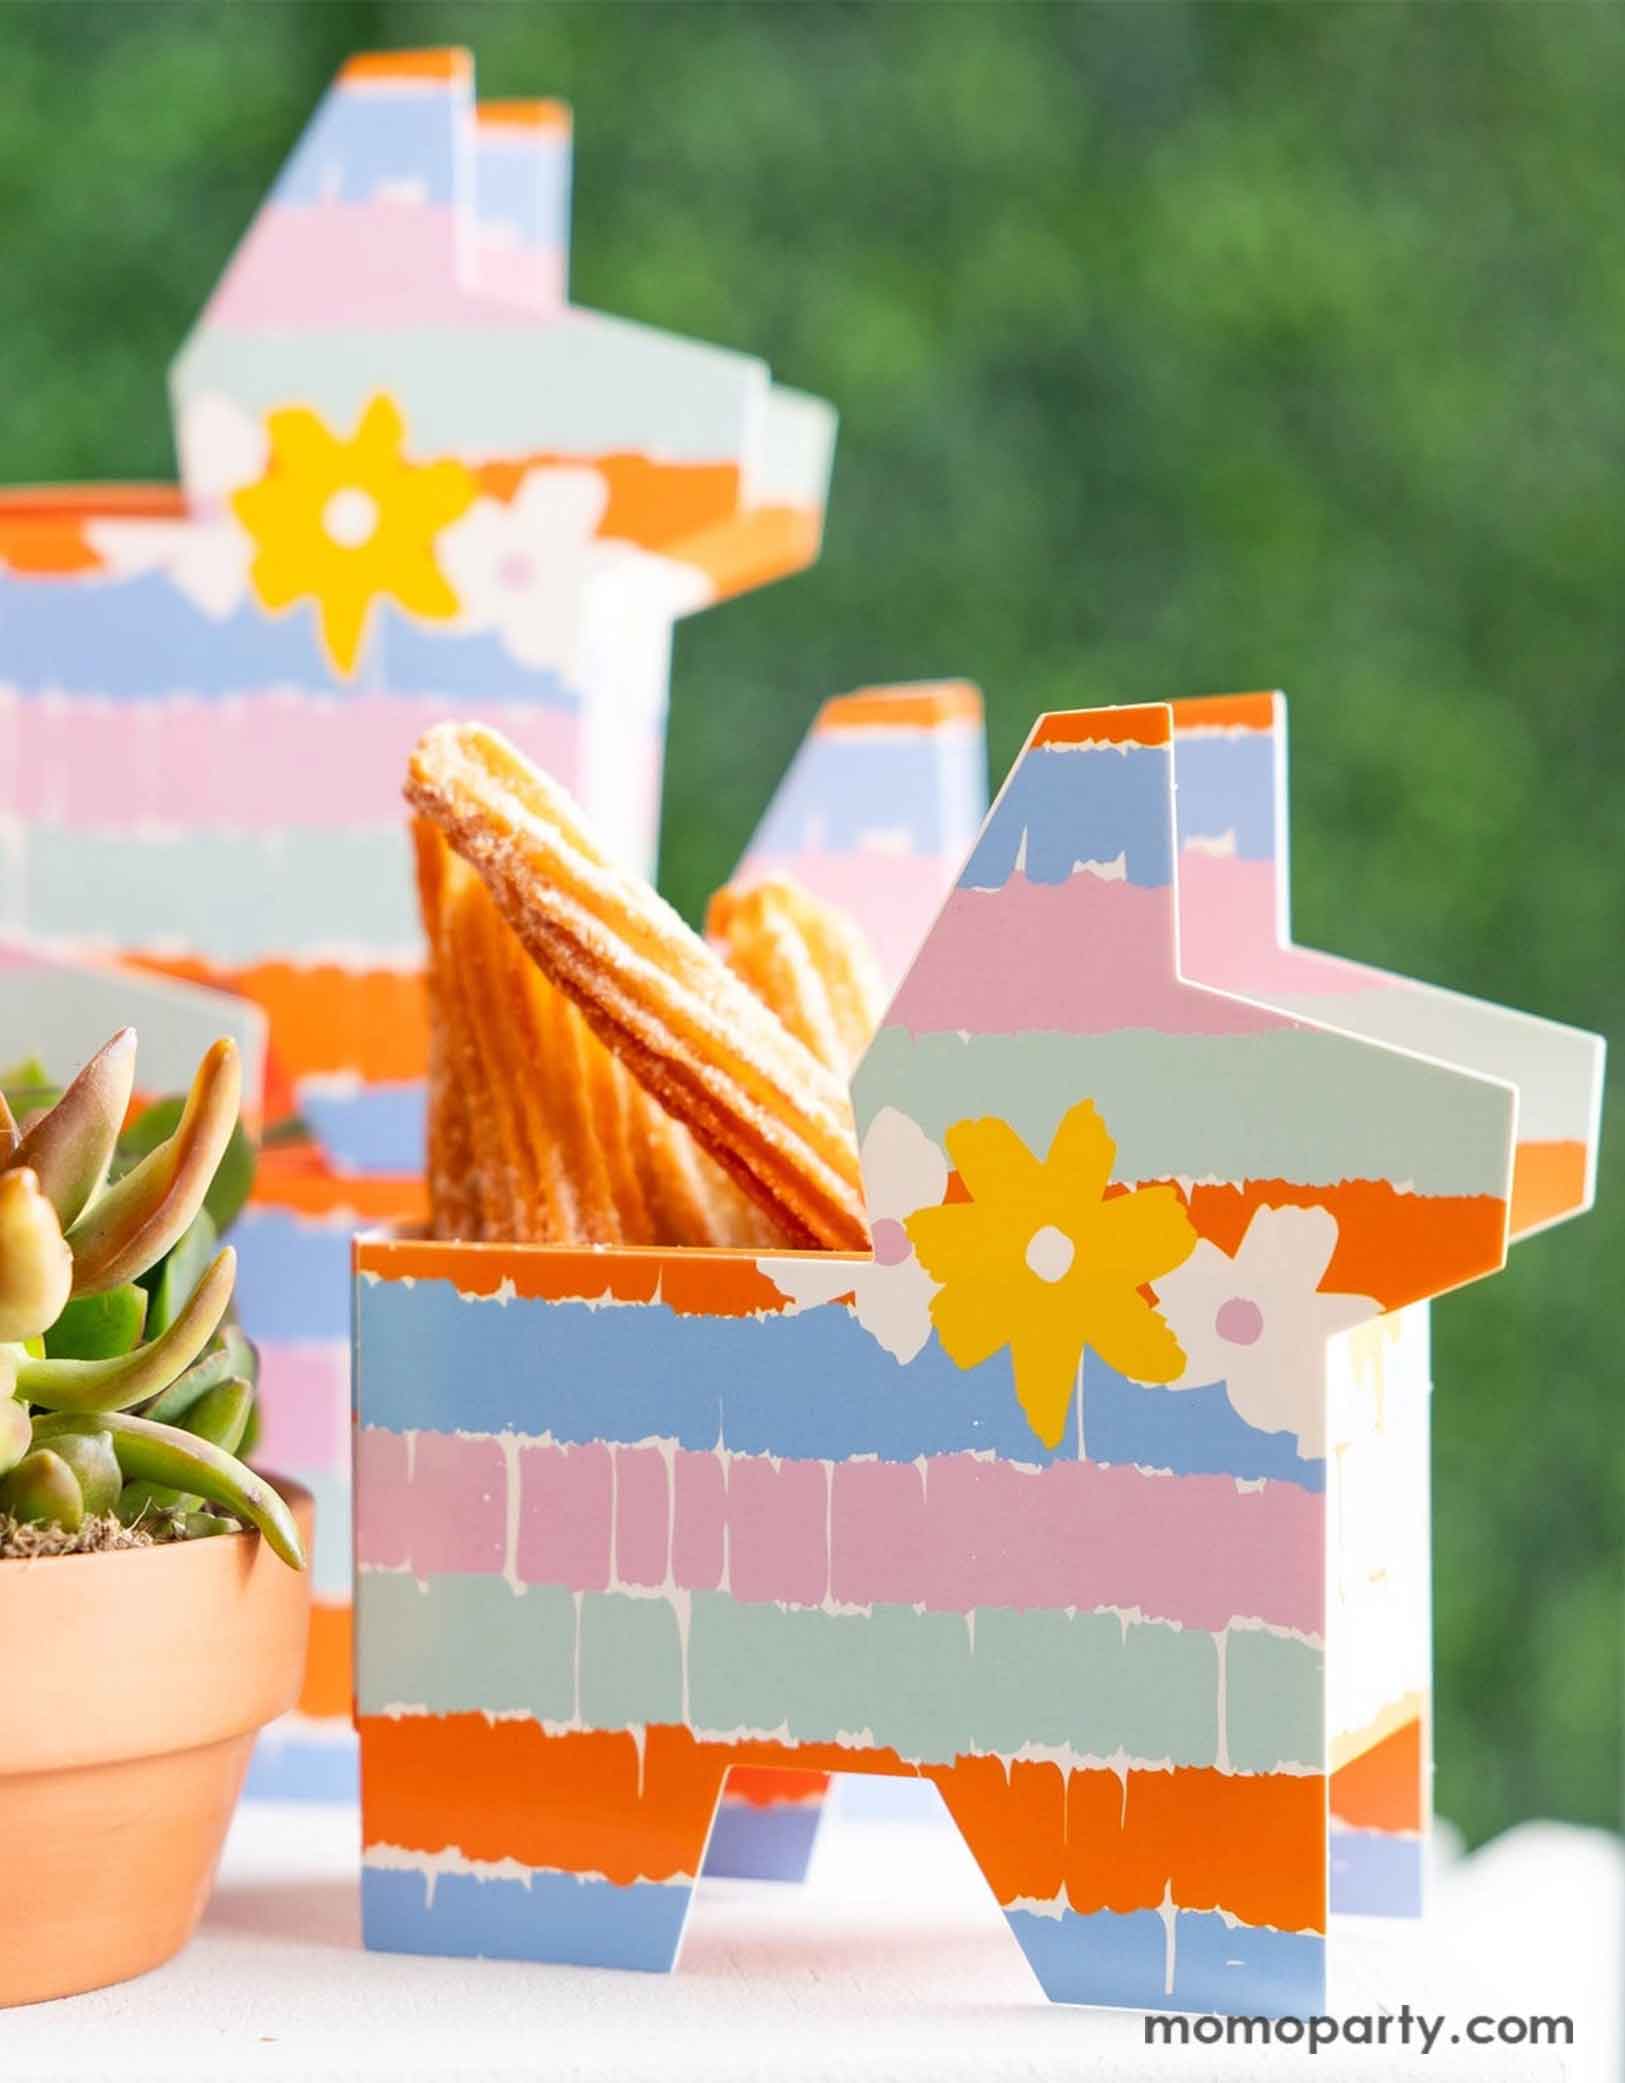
[
  {"xmin": 1326, "ymin": 1305, "xmax": 1432, "ymax": 1917},
  {"xmin": 359, "ymin": 1719, "xmax": 729, "ymax": 1970},
  {"xmin": 702, "ymin": 1767, "xmax": 830, "ymax": 1882},
  {"xmin": 929, "ymin": 1756, "xmax": 1327, "ymax": 2016}
]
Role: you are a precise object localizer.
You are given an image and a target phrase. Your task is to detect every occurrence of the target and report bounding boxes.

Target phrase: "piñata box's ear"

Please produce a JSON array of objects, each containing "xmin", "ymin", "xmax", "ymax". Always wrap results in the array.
[
  {"xmin": 853, "ymin": 701, "xmax": 1519, "ymax": 1317},
  {"xmin": 731, "ymin": 681, "xmax": 987, "ymax": 991},
  {"xmin": 1172, "ymin": 692, "xmax": 1604, "ymax": 1238}
]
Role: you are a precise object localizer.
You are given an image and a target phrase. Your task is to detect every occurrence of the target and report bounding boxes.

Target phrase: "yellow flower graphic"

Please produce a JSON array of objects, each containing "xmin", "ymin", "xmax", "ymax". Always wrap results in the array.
[
  {"xmin": 905, "ymin": 1099, "xmax": 1197, "ymax": 1450},
  {"xmin": 233, "ymin": 394, "xmax": 474, "ymax": 676}
]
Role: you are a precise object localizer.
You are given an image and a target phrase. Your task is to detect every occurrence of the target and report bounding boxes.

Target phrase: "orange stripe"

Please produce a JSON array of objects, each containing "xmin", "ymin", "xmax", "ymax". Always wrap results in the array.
[
  {"xmin": 671, "ymin": 504, "xmax": 821, "ymax": 599},
  {"xmin": 818, "ymin": 682, "xmax": 983, "ymax": 733},
  {"xmin": 1171, "ymin": 691, "xmax": 1278, "ymax": 733},
  {"xmin": 477, "ymin": 98, "xmax": 571, "ymax": 134},
  {"xmin": 342, "ymin": 48, "xmax": 469, "ymax": 85},
  {"xmin": 253, "ymin": 1146, "xmax": 427, "ymax": 1222},
  {"xmin": 1179, "ymin": 1179, "xmax": 1506, "ymax": 1312},
  {"xmin": 0, "ymin": 486, "xmax": 189, "ymax": 576},
  {"xmin": 474, "ymin": 454, "xmax": 740, "ymax": 552},
  {"xmin": 1032, "ymin": 706, "xmax": 1171, "ymax": 750},
  {"xmin": 297, "ymin": 1600, "xmax": 353, "ymax": 1722},
  {"xmin": 358, "ymin": 1716, "xmax": 1324, "ymax": 1930},
  {"xmin": 124, "ymin": 957, "xmax": 429, "ymax": 1088},
  {"xmin": 1510, "ymin": 1139, "xmax": 1589, "ymax": 1236},
  {"xmin": 353, "ymin": 1235, "xmax": 801, "ymax": 1317},
  {"xmin": 722, "ymin": 1766, "xmax": 830, "ymax": 1808},
  {"xmin": 1329, "ymin": 1715, "xmax": 1422, "ymax": 1832}
]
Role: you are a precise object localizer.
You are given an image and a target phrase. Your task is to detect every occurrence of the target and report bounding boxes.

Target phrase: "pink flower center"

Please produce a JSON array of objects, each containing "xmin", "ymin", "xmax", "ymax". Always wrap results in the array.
[
  {"xmin": 497, "ymin": 550, "xmax": 537, "ymax": 591},
  {"xmin": 1215, "ymin": 1297, "xmax": 1264, "ymax": 1347},
  {"xmin": 871, "ymin": 1217, "xmax": 911, "ymax": 1267}
]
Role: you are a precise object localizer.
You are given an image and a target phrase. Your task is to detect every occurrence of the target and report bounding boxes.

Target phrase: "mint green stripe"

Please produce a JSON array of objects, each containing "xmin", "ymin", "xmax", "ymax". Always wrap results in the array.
[
  {"xmin": 358, "ymin": 1579, "xmax": 1322, "ymax": 1771},
  {"xmin": 20, "ymin": 822, "xmax": 417, "ymax": 962},
  {"xmin": 174, "ymin": 317, "xmax": 763, "ymax": 464},
  {"xmin": 1226, "ymin": 1625, "xmax": 1324, "ymax": 1773},
  {"xmin": 356, "ymin": 1572, "xmax": 574, "ymax": 1721},
  {"xmin": 856, "ymin": 1025, "xmax": 1513, "ymax": 1201}
]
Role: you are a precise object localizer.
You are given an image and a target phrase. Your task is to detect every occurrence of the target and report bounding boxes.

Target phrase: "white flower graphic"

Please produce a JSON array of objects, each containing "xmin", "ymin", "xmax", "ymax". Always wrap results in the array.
[
  {"xmin": 86, "ymin": 392, "xmax": 263, "ymax": 620},
  {"xmin": 1149, "ymin": 1203, "xmax": 1378, "ymax": 1458},
  {"xmin": 437, "ymin": 466, "xmax": 609, "ymax": 673},
  {"xmin": 762, "ymin": 1107, "xmax": 948, "ymax": 1363}
]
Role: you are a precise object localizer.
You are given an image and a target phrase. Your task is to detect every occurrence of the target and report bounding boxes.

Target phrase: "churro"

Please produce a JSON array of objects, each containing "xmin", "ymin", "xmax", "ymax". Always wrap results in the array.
[
  {"xmin": 406, "ymin": 723, "xmax": 869, "ymax": 1251},
  {"xmin": 707, "ymin": 874, "xmax": 884, "ymax": 1075}
]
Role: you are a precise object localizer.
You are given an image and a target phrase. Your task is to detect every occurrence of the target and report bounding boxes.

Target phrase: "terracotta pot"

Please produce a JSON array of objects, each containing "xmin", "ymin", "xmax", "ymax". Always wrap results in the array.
[{"xmin": 0, "ymin": 1478, "xmax": 314, "ymax": 2007}]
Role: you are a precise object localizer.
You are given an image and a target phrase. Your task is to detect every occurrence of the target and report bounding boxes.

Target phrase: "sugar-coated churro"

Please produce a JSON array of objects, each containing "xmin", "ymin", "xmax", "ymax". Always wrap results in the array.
[
  {"xmin": 406, "ymin": 723, "xmax": 869, "ymax": 1250},
  {"xmin": 707, "ymin": 874, "xmax": 885, "ymax": 1075}
]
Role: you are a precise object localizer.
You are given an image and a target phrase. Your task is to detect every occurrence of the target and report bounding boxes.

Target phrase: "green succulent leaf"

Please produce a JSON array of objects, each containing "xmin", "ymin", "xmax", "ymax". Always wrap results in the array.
[
  {"xmin": 144, "ymin": 1209, "xmax": 219, "ymax": 1337},
  {"xmin": 0, "ymin": 1396, "xmax": 31, "ymax": 1479},
  {"xmin": 7, "ymin": 1030, "xmax": 136, "ymax": 1230},
  {"xmin": 66, "ymin": 1040, "xmax": 240, "ymax": 1294},
  {"xmin": 0, "ymin": 1448, "xmax": 83, "ymax": 1531},
  {"xmin": 117, "ymin": 1477, "xmax": 195, "ymax": 1524},
  {"xmin": 139, "ymin": 1321, "xmax": 256, "ymax": 1424},
  {"xmin": 18, "ymin": 1247, "xmax": 235, "ymax": 1414},
  {"xmin": 116, "ymin": 1097, "xmax": 257, "ymax": 1237},
  {"xmin": 49, "ymin": 1429, "xmax": 122, "ymax": 1516},
  {"xmin": 0, "ymin": 1167, "xmax": 74, "ymax": 1344},
  {"xmin": 33, "ymin": 1409, "xmax": 304, "ymax": 1569},
  {"xmin": 180, "ymin": 1376, "xmax": 254, "ymax": 1457},
  {"xmin": 43, "ymin": 1283, "xmax": 149, "ymax": 1361}
]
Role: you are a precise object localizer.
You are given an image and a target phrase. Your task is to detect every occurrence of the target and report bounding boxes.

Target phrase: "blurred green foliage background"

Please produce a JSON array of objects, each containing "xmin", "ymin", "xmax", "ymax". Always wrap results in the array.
[{"xmin": 2, "ymin": 1, "xmax": 1619, "ymax": 1847}]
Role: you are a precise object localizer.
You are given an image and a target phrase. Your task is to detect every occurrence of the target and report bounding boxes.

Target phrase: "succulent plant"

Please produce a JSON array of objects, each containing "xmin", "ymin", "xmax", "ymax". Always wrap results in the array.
[{"xmin": 0, "ymin": 1033, "xmax": 303, "ymax": 1569}]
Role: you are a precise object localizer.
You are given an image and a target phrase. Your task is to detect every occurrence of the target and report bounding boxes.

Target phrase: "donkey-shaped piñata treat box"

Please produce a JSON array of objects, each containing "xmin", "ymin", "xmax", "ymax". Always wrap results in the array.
[{"xmin": 353, "ymin": 698, "xmax": 1602, "ymax": 2016}]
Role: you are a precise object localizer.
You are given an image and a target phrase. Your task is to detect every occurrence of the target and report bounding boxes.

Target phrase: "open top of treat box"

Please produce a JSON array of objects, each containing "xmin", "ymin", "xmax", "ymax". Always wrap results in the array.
[{"xmin": 353, "ymin": 694, "xmax": 1601, "ymax": 2016}]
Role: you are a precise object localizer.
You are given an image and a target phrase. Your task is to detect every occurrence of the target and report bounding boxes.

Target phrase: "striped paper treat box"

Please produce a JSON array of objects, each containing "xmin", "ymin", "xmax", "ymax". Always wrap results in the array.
[{"xmin": 354, "ymin": 701, "xmax": 1600, "ymax": 2013}]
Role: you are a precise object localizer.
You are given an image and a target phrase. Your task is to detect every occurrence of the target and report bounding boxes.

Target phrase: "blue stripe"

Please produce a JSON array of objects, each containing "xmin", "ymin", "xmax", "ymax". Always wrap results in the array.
[
  {"xmin": 1006, "ymin": 1905, "xmax": 1324, "ymax": 2016},
  {"xmin": 362, "ymin": 1866, "xmax": 692, "ymax": 1971},
  {"xmin": 299, "ymin": 1081, "xmax": 426, "ymax": 1175},
  {"xmin": 237, "ymin": 1208, "xmax": 356, "ymax": 1342},
  {"xmin": 1173, "ymin": 732, "xmax": 1277, "ymax": 861},
  {"xmin": 1330, "ymin": 1829, "xmax": 1423, "ymax": 1917},
  {"xmin": 356, "ymin": 1274, "xmax": 1080, "ymax": 1465},
  {"xmin": 301, "ymin": 1466, "xmax": 354, "ymax": 1602},
  {"xmin": 749, "ymin": 727, "xmax": 986, "ymax": 858},
  {"xmin": 962, "ymin": 741, "xmax": 1172, "ymax": 891},
  {"xmin": 476, "ymin": 136, "xmax": 571, "ymax": 254},
  {"xmin": 356, "ymin": 1275, "xmax": 1320, "ymax": 1490},
  {"xmin": 703, "ymin": 1799, "xmax": 823, "ymax": 1882},
  {"xmin": 273, "ymin": 80, "xmax": 460, "ymax": 208},
  {"xmin": 0, "ymin": 571, "xmax": 582, "ymax": 706},
  {"xmin": 243, "ymin": 1729, "xmax": 357, "ymax": 1803},
  {"xmin": 1084, "ymin": 1353, "xmax": 1324, "ymax": 1492}
]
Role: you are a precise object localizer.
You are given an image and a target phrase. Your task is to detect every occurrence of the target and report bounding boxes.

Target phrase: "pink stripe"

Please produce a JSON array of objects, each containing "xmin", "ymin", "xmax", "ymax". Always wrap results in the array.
[
  {"xmin": 516, "ymin": 1440, "xmax": 611, "ymax": 1591},
  {"xmin": 354, "ymin": 1427, "xmax": 413, "ymax": 1571},
  {"xmin": 1178, "ymin": 852, "xmax": 1394, "ymax": 1000},
  {"xmin": 614, "ymin": 1446, "xmax": 669, "ymax": 1589},
  {"xmin": 255, "ymin": 1341, "xmax": 350, "ymax": 1472},
  {"xmin": 408, "ymin": 1434, "xmax": 506, "ymax": 1577},
  {"xmin": 671, "ymin": 1450, "xmax": 725, "ymax": 1591},
  {"xmin": 726, "ymin": 1456, "xmax": 828, "ymax": 1607},
  {"xmin": 357, "ymin": 1435, "xmax": 1321, "ymax": 1634},
  {"xmin": 206, "ymin": 205, "xmax": 563, "ymax": 330},
  {"xmin": 5, "ymin": 692, "xmax": 581, "ymax": 829},
  {"xmin": 887, "ymin": 877, "xmax": 1285, "ymax": 1037}
]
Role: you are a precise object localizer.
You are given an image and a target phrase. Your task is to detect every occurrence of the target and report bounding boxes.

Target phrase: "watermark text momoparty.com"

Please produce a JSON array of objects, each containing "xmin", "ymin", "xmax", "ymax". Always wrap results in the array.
[{"xmin": 1145, "ymin": 2006, "xmax": 1574, "ymax": 2056}]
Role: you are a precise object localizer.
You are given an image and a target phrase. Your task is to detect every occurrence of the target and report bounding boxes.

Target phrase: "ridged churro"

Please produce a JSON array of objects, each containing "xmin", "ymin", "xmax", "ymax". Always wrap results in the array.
[
  {"xmin": 707, "ymin": 874, "xmax": 884, "ymax": 1075},
  {"xmin": 406, "ymin": 723, "xmax": 869, "ymax": 1251}
]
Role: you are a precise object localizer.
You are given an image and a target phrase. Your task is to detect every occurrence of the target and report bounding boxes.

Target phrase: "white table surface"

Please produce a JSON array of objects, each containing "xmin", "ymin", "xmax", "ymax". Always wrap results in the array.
[{"xmin": 9, "ymin": 1783, "xmax": 1620, "ymax": 2083}]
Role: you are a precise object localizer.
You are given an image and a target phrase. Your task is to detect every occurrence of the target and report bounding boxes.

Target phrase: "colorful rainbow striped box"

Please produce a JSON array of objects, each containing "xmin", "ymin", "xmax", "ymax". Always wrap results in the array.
[
  {"xmin": 0, "ymin": 45, "xmax": 833, "ymax": 1797},
  {"xmin": 353, "ymin": 696, "xmax": 1601, "ymax": 2013}
]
